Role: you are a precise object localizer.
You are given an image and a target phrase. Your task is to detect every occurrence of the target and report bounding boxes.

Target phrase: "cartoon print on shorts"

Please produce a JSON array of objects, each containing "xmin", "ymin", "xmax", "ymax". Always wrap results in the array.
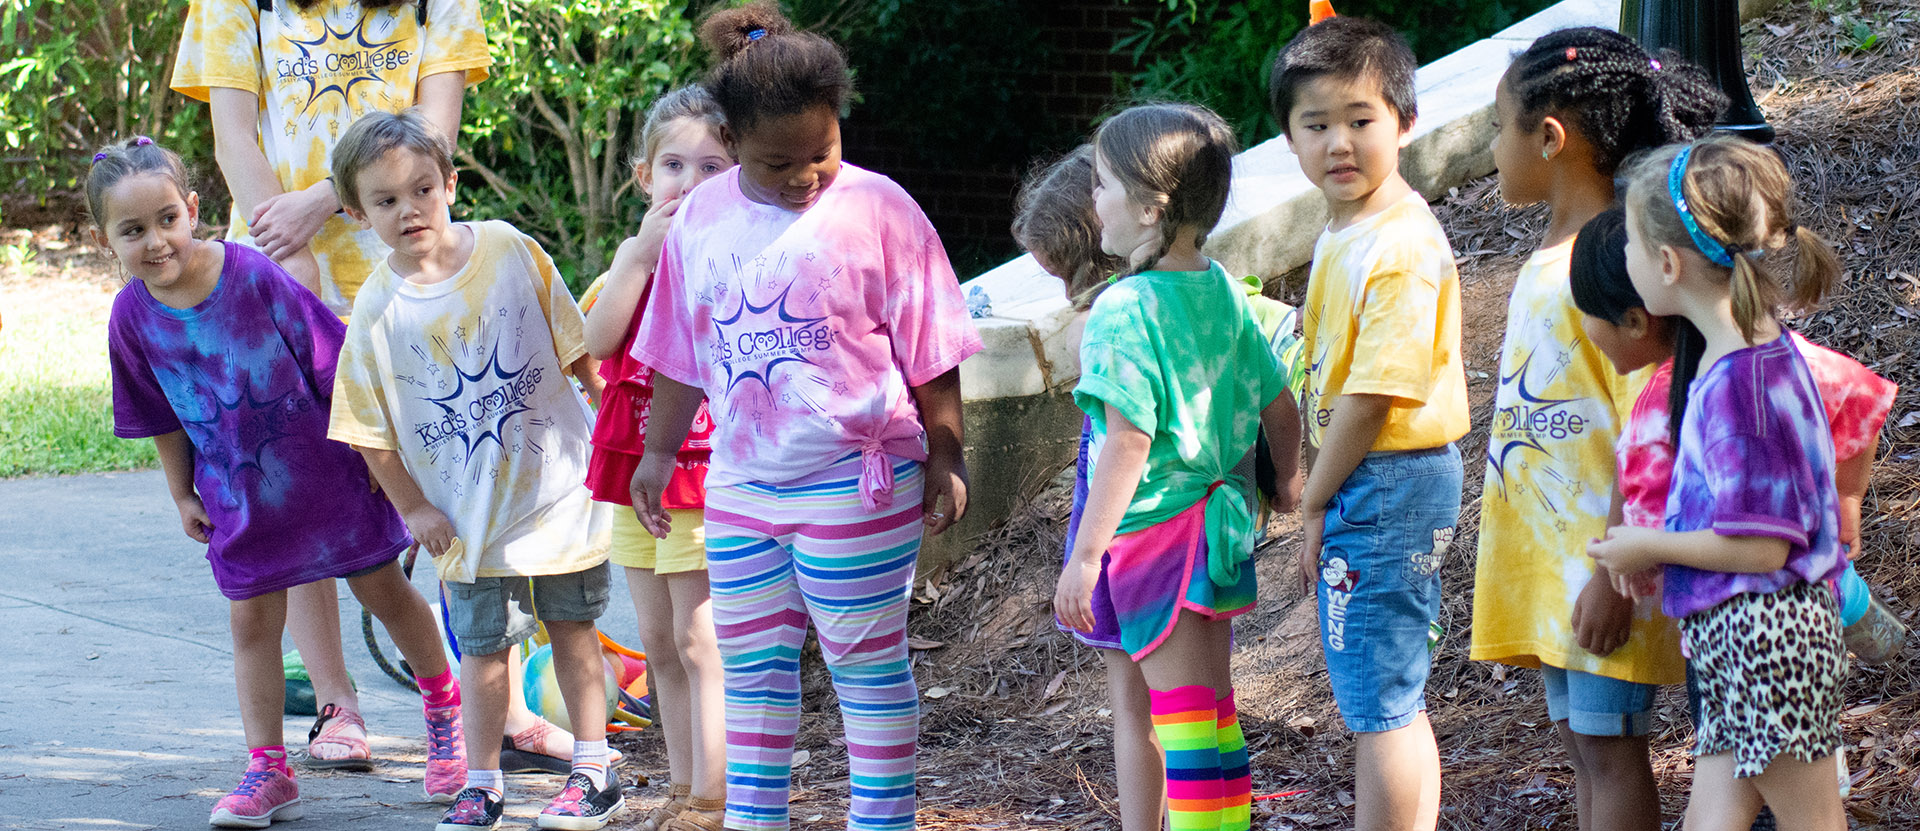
[
  {"xmin": 1322, "ymin": 556, "xmax": 1359, "ymax": 652},
  {"xmin": 1404, "ymin": 525, "xmax": 1453, "ymax": 583}
]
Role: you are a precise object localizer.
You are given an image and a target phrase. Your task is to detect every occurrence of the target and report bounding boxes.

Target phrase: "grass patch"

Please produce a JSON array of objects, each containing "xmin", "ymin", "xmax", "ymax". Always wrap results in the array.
[{"xmin": 0, "ymin": 279, "xmax": 157, "ymax": 477}]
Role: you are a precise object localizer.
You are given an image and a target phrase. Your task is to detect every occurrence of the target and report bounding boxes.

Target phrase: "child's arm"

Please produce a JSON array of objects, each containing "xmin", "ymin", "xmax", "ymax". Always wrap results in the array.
[
  {"xmin": 583, "ymin": 197, "xmax": 683, "ymax": 360},
  {"xmin": 568, "ymin": 353, "xmax": 605, "ymax": 407},
  {"xmin": 152, "ymin": 430, "xmax": 213, "ymax": 544},
  {"xmin": 207, "ymin": 89, "xmax": 324, "ymax": 289},
  {"xmin": 1588, "ymin": 526, "xmax": 1791, "ymax": 579},
  {"xmin": 1261, "ymin": 387, "xmax": 1304, "ymax": 514},
  {"xmin": 1836, "ymin": 448, "xmax": 1871, "ymax": 559},
  {"xmin": 354, "ymin": 445, "xmax": 456, "ymax": 558},
  {"xmin": 910, "ymin": 367, "xmax": 968, "ymax": 535},
  {"xmin": 1055, "ymin": 404, "xmax": 1150, "ymax": 633},
  {"xmin": 1294, "ymin": 393, "xmax": 1392, "ymax": 594},
  {"xmin": 629, "ymin": 374, "xmax": 704, "ymax": 539}
]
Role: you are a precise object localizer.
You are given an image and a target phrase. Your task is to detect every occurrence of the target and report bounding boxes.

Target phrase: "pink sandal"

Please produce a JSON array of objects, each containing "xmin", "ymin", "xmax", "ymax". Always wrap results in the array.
[{"xmin": 303, "ymin": 703, "xmax": 374, "ymax": 771}]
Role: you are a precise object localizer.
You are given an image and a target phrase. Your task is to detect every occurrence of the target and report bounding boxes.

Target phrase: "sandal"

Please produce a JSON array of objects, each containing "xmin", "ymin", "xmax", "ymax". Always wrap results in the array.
[
  {"xmin": 302, "ymin": 703, "xmax": 374, "ymax": 771},
  {"xmin": 636, "ymin": 783, "xmax": 691, "ymax": 831},
  {"xmin": 659, "ymin": 795, "xmax": 726, "ymax": 831},
  {"xmin": 506, "ymin": 720, "xmax": 624, "ymax": 770}
]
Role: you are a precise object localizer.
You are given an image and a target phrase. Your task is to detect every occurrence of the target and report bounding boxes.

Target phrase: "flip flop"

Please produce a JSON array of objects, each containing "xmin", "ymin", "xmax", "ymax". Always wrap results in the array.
[{"xmin": 302, "ymin": 703, "xmax": 374, "ymax": 771}]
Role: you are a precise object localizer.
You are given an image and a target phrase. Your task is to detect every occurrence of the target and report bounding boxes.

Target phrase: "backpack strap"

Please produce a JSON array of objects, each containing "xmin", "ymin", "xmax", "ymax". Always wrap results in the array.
[{"xmin": 258, "ymin": 0, "xmax": 272, "ymax": 11}]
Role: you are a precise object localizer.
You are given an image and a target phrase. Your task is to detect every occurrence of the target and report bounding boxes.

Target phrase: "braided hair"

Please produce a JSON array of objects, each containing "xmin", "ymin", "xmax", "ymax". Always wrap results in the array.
[
  {"xmin": 698, "ymin": 0, "xmax": 852, "ymax": 136},
  {"xmin": 1504, "ymin": 27, "xmax": 1725, "ymax": 176},
  {"xmin": 1093, "ymin": 103, "xmax": 1239, "ymax": 277}
]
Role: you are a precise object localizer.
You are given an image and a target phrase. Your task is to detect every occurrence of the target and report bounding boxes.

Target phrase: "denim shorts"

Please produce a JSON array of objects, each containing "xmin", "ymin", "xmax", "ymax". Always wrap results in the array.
[
  {"xmin": 1542, "ymin": 665, "xmax": 1656, "ymax": 737},
  {"xmin": 1316, "ymin": 444, "xmax": 1462, "ymax": 733},
  {"xmin": 444, "ymin": 561, "xmax": 612, "ymax": 656}
]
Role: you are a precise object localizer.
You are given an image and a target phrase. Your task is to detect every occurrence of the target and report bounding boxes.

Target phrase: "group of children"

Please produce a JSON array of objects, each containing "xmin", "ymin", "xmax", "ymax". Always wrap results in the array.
[{"xmin": 91, "ymin": 4, "xmax": 1896, "ymax": 831}]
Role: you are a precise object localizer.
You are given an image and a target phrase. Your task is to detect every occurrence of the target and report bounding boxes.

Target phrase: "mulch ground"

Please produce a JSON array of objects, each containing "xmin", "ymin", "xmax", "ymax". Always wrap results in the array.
[{"xmin": 611, "ymin": 2, "xmax": 1920, "ymax": 828}]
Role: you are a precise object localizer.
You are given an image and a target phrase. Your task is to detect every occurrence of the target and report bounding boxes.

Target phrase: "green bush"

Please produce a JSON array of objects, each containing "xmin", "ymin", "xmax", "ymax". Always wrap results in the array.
[
  {"xmin": 460, "ymin": 0, "xmax": 708, "ymax": 290},
  {"xmin": 0, "ymin": 0, "xmax": 208, "ymax": 210}
]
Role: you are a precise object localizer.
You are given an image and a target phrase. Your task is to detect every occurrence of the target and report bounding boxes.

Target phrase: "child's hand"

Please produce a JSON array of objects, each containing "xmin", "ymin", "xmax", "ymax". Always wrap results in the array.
[
  {"xmin": 1297, "ymin": 508, "xmax": 1325, "ymax": 597},
  {"xmin": 1054, "ymin": 556, "xmax": 1102, "ymax": 633},
  {"xmin": 1587, "ymin": 526, "xmax": 1659, "ymax": 581},
  {"xmin": 922, "ymin": 451, "xmax": 969, "ymax": 535},
  {"xmin": 1571, "ymin": 572, "xmax": 1633, "ymax": 657},
  {"xmin": 628, "ymin": 451, "xmax": 676, "ymax": 539},
  {"xmin": 625, "ymin": 195, "xmax": 685, "ymax": 273},
  {"xmin": 1839, "ymin": 495, "xmax": 1863, "ymax": 560},
  {"xmin": 174, "ymin": 494, "xmax": 214, "ymax": 544},
  {"xmin": 403, "ymin": 505, "xmax": 457, "ymax": 558}
]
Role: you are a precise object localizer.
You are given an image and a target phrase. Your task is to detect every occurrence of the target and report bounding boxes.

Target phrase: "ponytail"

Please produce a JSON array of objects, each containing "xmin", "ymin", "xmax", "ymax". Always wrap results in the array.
[
  {"xmin": 1728, "ymin": 253, "xmax": 1767, "ymax": 345},
  {"xmin": 1789, "ymin": 224, "xmax": 1842, "ymax": 313}
]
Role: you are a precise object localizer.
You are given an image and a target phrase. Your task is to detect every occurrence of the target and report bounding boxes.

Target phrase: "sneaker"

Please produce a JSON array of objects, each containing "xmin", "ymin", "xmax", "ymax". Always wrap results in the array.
[
  {"xmin": 209, "ymin": 767, "xmax": 302, "ymax": 828},
  {"xmin": 436, "ymin": 787, "xmax": 504, "ymax": 831},
  {"xmin": 423, "ymin": 703, "xmax": 467, "ymax": 802},
  {"xmin": 536, "ymin": 772, "xmax": 626, "ymax": 830}
]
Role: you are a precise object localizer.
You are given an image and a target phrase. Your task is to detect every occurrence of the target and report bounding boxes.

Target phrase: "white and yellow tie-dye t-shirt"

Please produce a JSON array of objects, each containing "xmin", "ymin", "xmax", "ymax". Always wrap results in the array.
[
  {"xmin": 328, "ymin": 221, "xmax": 607, "ymax": 583},
  {"xmin": 1468, "ymin": 240, "xmax": 1681, "ymax": 686},
  {"xmin": 1300, "ymin": 191, "xmax": 1468, "ymax": 451},
  {"xmin": 172, "ymin": 0, "xmax": 490, "ymax": 316}
]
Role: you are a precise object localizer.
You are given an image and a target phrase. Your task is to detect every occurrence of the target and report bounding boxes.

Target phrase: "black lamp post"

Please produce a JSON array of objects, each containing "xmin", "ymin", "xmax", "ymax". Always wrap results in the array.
[{"xmin": 1620, "ymin": 0, "xmax": 1775, "ymax": 143}]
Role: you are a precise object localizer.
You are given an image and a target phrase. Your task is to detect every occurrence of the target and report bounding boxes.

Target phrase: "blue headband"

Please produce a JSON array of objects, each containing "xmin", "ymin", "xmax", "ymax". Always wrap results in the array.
[{"xmin": 1666, "ymin": 146, "xmax": 1737, "ymax": 267}]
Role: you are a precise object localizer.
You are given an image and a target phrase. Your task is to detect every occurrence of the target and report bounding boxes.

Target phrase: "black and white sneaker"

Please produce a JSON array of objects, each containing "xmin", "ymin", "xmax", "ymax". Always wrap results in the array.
[
  {"xmin": 535, "ymin": 772, "xmax": 626, "ymax": 830},
  {"xmin": 435, "ymin": 787, "xmax": 503, "ymax": 831}
]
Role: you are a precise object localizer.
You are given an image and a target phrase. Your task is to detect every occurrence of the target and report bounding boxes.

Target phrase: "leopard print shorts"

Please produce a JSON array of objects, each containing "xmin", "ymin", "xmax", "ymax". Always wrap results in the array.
[{"xmin": 1679, "ymin": 580, "xmax": 1846, "ymax": 779}]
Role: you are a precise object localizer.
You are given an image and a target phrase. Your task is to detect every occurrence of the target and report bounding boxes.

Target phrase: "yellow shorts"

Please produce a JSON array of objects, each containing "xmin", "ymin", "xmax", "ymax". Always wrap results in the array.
[{"xmin": 607, "ymin": 506, "xmax": 707, "ymax": 573}]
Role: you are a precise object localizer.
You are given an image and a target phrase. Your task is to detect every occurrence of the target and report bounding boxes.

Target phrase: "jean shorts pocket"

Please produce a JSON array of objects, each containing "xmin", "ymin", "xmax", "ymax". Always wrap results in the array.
[{"xmin": 1395, "ymin": 509, "xmax": 1457, "ymax": 592}]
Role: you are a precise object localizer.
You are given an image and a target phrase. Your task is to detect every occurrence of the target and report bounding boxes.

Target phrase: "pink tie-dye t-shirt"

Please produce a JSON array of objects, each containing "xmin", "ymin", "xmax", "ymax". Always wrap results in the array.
[
  {"xmin": 1617, "ymin": 332, "xmax": 1896, "ymax": 533},
  {"xmin": 1653, "ymin": 333, "xmax": 1851, "ymax": 619},
  {"xmin": 631, "ymin": 163, "xmax": 983, "ymax": 491}
]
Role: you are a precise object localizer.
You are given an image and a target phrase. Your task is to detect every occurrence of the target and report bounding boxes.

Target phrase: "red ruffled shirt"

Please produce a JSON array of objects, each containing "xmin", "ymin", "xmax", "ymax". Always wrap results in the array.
[{"xmin": 585, "ymin": 292, "xmax": 713, "ymax": 508}]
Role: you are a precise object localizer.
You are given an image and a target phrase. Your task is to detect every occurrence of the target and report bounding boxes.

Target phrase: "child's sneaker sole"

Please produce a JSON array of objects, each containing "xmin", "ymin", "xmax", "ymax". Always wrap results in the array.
[{"xmin": 209, "ymin": 798, "xmax": 303, "ymax": 828}]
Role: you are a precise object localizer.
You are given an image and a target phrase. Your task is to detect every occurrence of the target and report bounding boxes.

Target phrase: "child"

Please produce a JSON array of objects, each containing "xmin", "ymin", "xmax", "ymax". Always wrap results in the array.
[
  {"xmin": 1269, "ymin": 17, "xmax": 1469, "ymax": 831},
  {"xmin": 1467, "ymin": 28, "xmax": 1723, "ymax": 831},
  {"xmin": 1053, "ymin": 102, "xmax": 1301, "ymax": 831},
  {"xmin": 92, "ymin": 135, "xmax": 465, "ymax": 826},
  {"xmin": 624, "ymin": 4, "xmax": 983, "ymax": 829},
  {"xmin": 324, "ymin": 110, "xmax": 620, "ymax": 831},
  {"xmin": 1589, "ymin": 135, "xmax": 1848, "ymax": 828},
  {"xmin": 582, "ymin": 86, "xmax": 732, "ymax": 831}
]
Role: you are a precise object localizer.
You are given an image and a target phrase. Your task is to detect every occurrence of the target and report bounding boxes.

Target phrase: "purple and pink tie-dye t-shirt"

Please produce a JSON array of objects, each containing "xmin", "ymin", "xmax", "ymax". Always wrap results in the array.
[
  {"xmin": 108, "ymin": 242, "xmax": 409, "ymax": 600},
  {"xmin": 1660, "ymin": 333, "xmax": 1845, "ymax": 619},
  {"xmin": 632, "ymin": 163, "xmax": 982, "ymax": 495}
]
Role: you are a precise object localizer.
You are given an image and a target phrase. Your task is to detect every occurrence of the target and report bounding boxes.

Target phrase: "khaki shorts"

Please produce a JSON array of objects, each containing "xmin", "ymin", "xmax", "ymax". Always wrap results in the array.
[{"xmin": 607, "ymin": 506, "xmax": 707, "ymax": 573}]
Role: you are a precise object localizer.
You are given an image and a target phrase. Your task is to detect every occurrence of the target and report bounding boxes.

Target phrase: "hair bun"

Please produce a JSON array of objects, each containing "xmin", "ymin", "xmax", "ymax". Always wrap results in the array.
[{"xmin": 700, "ymin": 0, "xmax": 794, "ymax": 62}]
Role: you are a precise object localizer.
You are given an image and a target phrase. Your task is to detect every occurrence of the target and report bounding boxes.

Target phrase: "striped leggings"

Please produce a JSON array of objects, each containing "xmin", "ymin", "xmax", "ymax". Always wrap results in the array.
[{"xmin": 704, "ymin": 454, "xmax": 924, "ymax": 831}]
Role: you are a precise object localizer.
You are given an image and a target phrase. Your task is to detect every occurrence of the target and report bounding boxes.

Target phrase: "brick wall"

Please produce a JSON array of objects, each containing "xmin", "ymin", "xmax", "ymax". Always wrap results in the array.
[{"xmin": 839, "ymin": 1, "xmax": 1140, "ymax": 278}]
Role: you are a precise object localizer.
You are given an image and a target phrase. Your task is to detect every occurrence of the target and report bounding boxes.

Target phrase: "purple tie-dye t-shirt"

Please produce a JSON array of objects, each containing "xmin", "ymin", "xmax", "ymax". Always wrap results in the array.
[
  {"xmin": 108, "ymin": 242, "xmax": 409, "ymax": 600},
  {"xmin": 1661, "ymin": 333, "xmax": 1845, "ymax": 620}
]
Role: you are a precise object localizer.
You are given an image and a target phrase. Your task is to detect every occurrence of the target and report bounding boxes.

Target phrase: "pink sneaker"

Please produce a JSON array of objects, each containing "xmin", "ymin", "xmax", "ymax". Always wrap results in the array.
[
  {"xmin": 209, "ymin": 765, "xmax": 301, "ymax": 828},
  {"xmin": 424, "ymin": 703, "xmax": 467, "ymax": 802}
]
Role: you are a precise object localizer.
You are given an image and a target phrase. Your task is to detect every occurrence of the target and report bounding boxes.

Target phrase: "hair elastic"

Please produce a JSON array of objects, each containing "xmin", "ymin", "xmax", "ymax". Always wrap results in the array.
[
  {"xmin": 746, "ymin": 27, "xmax": 767, "ymax": 41},
  {"xmin": 92, "ymin": 135, "xmax": 154, "ymax": 164},
  {"xmin": 1649, "ymin": 58, "xmax": 1662, "ymax": 71},
  {"xmin": 1565, "ymin": 47, "xmax": 1577, "ymax": 61},
  {"xmin": 1667, "ymin": 145, "xmax": 1736, "ymax": 267}
]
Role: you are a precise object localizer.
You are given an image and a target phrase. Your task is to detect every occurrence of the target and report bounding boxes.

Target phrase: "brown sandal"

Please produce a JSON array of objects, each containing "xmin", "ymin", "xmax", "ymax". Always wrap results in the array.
[
  {"xmin": 659, "ymin": 795, "xmax": 727, "ymax": 831},
  {"xmin": 636, "ymin": 783, "xmax": 692, "ymax": 831}
]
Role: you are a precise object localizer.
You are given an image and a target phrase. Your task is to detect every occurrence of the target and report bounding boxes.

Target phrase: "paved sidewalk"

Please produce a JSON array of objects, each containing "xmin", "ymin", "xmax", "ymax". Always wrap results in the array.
[{"xmin": 0, "ymin": 471, "xmax": 645, "ymax": 830}]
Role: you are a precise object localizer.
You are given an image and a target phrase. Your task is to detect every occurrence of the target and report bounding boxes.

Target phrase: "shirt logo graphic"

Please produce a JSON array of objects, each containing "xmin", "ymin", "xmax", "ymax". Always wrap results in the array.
[
  {"xmin": 408, "ymin": 328, "xmax": 547, "ymax": 476},
  {"xmin": 278, "ymin": 15, "xmax": 412, "ymax": 113},
  {"xmin": 707, "ymin": 258, "xmax": 838, "ymax": 415},
  {"xmin": 1487, "ymin": 349, "xmax": 1583, "ymax": 499}
]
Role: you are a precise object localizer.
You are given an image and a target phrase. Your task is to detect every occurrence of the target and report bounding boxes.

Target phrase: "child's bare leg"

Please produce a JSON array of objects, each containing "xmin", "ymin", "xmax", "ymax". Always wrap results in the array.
[
  {"xmin": 1100, "ymin": 646, "xmax": 1166, "ymax": 831},
  {"xmin": 232, "ymin": 592, "xmax": 291, "ymax": 750},
  {"xmin": 1355, "ymin": 714, "xmax": 1440, "ymax": 831},
  {"xmin": 546, "ymin": 619, "xmax": 608, "ymax": 744},
  {"xmin": 1134, "ymin": 611, "xmax": 1233, "ymax": 694},
  {"xmin": 666, "ymin": 570, "xmax": 727, "ymax": 801},
  {"xmin": 627, "ymin": 566, "xmax": 690, "ymax": 785},
  {"xmin": 345, "ymin": 560, "xmax": 449, "ymax": 679},
  {"xmin": 1683, "ymin": 754, "xmax": 1764, "ymax": 831},
  {"xmin": 1563, "ymin": 728, "xmax": 1658, "ymax": 831},
  {"xmin": 1747, "ymin": 754, "xmax": 1845, "ymax": 831},
  {"xmin": 285, "ymin": 579, "xmax": 361, "ymax": 714},
  {"xmin": 462, "ymin": 647, "xmax": 513, "ymax": 771}
]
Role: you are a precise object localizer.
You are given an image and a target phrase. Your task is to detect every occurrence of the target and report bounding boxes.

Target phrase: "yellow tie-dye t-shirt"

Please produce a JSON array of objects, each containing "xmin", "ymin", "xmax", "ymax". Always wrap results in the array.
[
  {"xmin": 172, "ymin": 0, "xmax": 491, "ymax": 316},
  {"xmin": 328, "ymin": 221, "xmax": 607, "ymax": 583},
  {"xmin": 1301, "ymin": 191, "xmax": 1468, "ymax": 452},
  {"xmin": 1468, "ymin": 240, "xmax": 1681, "ymax": 686}
]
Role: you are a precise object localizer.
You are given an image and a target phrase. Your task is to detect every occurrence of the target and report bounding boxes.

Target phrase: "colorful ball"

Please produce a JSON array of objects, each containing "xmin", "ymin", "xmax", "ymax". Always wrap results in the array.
[{"xmin": 520, "ymin": 643, "xmax": 620, "ymax": 733}]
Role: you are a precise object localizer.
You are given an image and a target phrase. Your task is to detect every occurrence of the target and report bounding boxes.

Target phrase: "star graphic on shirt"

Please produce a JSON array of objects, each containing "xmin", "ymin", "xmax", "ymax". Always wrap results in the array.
[
  {"xmin": 419, "ymin": 336, "xmax": 538, "ymax": 467},
  {"xmin": 284, "ymin": 16, "xmax": 408, "ymax": 113},
  {"xmin": 1487, "ymin": 350, "xmax": 1581, "ymax": 498},
  {"xmin": 711, "ymin": 281, "xmax": 831, "ymax": 398},
  {"xmin": 832, "ymin": 381, "xmax": 851, "ymax": 395},
  {"xmin": 176, "ymin": 382, "xmax": 300, "ymax": 502}
]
